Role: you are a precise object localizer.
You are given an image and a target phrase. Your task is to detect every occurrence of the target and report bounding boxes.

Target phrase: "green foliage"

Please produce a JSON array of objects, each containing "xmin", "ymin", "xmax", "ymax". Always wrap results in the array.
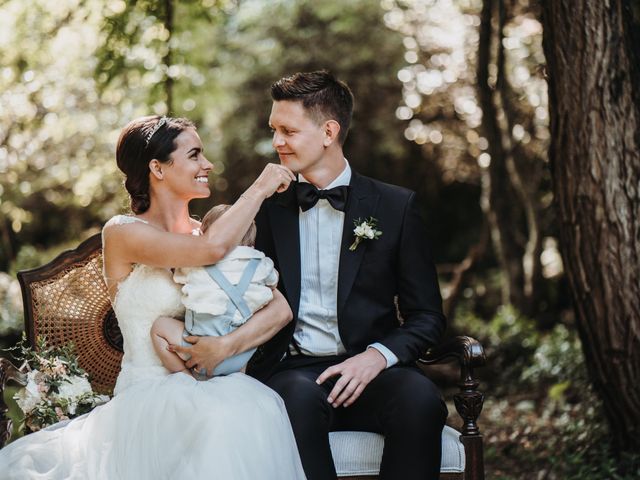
[
  {"xmin": 460, "ymin": 306, "xmax": 640, "ymax": 478},
  {"xmin": 3, "ymin": 386, "xmax": 23, "ymax": 443},
  {"xmin": 521, "ymin": 323, "xmax": 583, "ymax": 386},
  {"xmin": 458, "ymin": 305, "xmax": 539, "ymax": 391},
  {"xmin": 0, "ymin": 0, "xmax": 136, "ymax": 271},
  {"xmin": 459, "ymin": 304, "xmax": 587, "ymax": 398},
  {"xmin": 10, "ymin": 236, "xmax": 93, "ymax": 276},
  {"xmin": 0, "ymin": 273, "xmax": 22, "ymax": 337},
  {"xmin": 7, "ymin": 335, "xmax": 84, "ymax": 381}
]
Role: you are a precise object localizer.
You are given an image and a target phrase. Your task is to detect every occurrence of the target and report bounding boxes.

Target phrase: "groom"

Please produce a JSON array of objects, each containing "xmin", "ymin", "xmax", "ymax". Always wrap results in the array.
[{"xmin": 248, "ymin": 71, "xmax": 447, "ymax": 480}]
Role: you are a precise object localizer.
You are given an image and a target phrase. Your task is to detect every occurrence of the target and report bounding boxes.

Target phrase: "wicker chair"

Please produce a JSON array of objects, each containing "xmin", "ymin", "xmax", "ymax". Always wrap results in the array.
[{"xmin": 0, "ymin": 233, "xmax": 486, "ymax": 479}]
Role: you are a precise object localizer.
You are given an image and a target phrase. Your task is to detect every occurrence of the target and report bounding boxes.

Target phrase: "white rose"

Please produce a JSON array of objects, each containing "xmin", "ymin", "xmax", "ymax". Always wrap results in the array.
[
  {"xmin": 354, "ymin": 225, "xmax": 367, "ymax": 237},
  {"xmin": 362, "ymin": 225, "xmax": 375, "ymax": 239},
  {"xmin": 56, "ymin": 375, "xmax": 92, "ymax": 401},
  {"xmin": 14, "ymin": 370, "xmax": 44, "ymax": 413}
]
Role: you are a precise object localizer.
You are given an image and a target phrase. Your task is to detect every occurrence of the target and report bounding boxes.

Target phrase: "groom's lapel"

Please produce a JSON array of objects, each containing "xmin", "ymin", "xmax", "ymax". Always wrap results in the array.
[
  {"xmin": 337, "ymin": 172, "xmax": 379, "ymax": 316},
  {"xmin": 270, "ymin": 188, "xmax": 301, "ymax": 317}
]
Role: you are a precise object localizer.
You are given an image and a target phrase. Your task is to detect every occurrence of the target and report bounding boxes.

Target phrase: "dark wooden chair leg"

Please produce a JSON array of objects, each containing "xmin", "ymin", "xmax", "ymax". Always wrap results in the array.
[
  {"xmin": 420, "ymin": 336, "xmax": 486, "ymax": 480},
  {"xmin": 455, "ymin": 377, "xmax": 484, "ymax": 480},
  {"xmin": 0, "ymin": 358, "xmax": 26, "ymax": 449},
  {"xmin": 460, "ymin": 434, "xmax": 484, "ymax": 480}
]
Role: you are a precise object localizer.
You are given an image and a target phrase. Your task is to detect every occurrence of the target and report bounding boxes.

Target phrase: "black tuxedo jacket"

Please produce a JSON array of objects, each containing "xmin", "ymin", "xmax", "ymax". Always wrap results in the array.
[{"xmin": 247, "ymin": 171, "xmax": 446, "ymax": 381}]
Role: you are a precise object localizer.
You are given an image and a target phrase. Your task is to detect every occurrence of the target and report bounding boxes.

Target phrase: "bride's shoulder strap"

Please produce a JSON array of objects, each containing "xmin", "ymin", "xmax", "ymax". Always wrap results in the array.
[
  {"xmin": 104, "ymin": 215, "xmax": 150, "ymax": 229},
  {"xmin": 101, "ymin": 215, "xmax": 151, "ymax": 254}
]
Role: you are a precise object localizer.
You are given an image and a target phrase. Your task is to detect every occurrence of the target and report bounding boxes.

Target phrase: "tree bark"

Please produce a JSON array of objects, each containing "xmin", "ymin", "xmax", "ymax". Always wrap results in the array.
[{"xmin": 542, "ymin": 0, "xmax": 640, "ymax": 454}]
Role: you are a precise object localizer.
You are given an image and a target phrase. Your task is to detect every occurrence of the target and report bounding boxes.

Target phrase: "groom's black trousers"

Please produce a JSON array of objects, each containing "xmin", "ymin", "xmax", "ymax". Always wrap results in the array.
[{"xmin": 267, "ymin": 355, "xmax": 447, "ymax": 480}]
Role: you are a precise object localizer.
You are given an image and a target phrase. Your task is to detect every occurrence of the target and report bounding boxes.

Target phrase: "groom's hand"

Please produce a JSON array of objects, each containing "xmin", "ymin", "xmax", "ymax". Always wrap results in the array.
[
  {"xmin": 169, "ymin": 336, "xmax": 231, "ymax": 377},
  {"xmin": 316, "ymin": 349, "xmax": 387, "ymax": 408}
]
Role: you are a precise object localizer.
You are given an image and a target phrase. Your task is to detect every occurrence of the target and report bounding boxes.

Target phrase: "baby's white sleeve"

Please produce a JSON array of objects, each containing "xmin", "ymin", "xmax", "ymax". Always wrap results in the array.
[
  {"xmin": 173, "ymin": 267, "xmax": 190, "ymax": 285},
  {"xmin": 261, "ymin": 257, "xmax": 279, "ymax": 288}
]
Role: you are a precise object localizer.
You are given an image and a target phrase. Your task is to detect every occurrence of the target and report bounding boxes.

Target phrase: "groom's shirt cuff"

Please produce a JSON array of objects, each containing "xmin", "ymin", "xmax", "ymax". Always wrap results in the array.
[{"xmin": 368, "ymin": 343, "xmax": 399, "ymax": 368}]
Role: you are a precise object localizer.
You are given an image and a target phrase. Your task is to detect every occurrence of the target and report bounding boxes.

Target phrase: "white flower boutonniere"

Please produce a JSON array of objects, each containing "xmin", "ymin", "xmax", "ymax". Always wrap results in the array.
[{"xmin": 349, "ymin": 217, "xmax": 382, "ymax": 251}]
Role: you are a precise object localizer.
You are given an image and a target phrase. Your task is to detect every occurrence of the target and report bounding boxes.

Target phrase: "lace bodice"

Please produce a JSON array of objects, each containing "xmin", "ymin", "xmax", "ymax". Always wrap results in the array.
[{"xmin": 103, "ymin": 215, "xmax": 185, "ymax": 394}]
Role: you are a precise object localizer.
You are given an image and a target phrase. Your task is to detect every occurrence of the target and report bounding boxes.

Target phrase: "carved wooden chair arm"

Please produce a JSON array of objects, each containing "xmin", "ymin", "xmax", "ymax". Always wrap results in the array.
[
  {"xmin": 0, "ymin": 357, "xmax": 27, "ymax": 449},
  {"xmin": 419, "ymin": 335, "xmax": 486, "ymax": 370},
  {"xmin": 418, "ymin": 335, "xmax": 486, "ymax": 436}
]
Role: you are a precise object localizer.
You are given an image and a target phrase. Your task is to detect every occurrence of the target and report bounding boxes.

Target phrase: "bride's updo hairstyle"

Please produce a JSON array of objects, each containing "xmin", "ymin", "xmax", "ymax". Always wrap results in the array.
[{"xmin": 116, "ymin": 115, "xmax": 195, "ymax": 214}]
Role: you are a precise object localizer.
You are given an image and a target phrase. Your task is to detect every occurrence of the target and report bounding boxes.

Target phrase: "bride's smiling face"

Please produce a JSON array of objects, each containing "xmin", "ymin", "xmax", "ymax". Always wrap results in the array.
[{"xmin": 153, "ymin": 128, "xmax": 213, "ymax": 200}]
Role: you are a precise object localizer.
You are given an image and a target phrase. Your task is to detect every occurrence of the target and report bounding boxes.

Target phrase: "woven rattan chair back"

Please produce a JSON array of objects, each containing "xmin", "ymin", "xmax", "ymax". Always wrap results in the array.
[{"xmin": 17, "ymin": 233, "xmax": 122, "ymax": 394}]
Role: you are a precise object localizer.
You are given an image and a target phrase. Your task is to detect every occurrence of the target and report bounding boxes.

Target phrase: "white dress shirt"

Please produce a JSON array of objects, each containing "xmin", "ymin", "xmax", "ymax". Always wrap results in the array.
[{"xmin": 292, "ymin": 160, "xmax": 398, "ymax": 367}]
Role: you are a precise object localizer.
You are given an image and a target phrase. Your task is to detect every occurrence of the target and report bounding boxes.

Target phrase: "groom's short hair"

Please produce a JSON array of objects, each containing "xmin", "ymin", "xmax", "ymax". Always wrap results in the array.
[{"xmin": 271, "ymin": 70, "xmax": 354, "ymax": 145}]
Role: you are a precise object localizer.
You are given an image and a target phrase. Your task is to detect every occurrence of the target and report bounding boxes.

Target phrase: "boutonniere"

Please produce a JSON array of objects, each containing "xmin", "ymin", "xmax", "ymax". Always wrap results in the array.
[{"xmin": 349, "ymin": 217, "xmax": 382, "ymax": 251}]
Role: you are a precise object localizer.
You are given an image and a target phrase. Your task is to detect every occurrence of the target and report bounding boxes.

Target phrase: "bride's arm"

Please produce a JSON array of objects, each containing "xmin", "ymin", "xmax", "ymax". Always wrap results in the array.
[
  {"xmin": 104, "ymin": 164, "xmax": 294, "ymax": 268},
  {"xmin": 168, "ymin": 289, "xmax": 292, "ymax": 376}
]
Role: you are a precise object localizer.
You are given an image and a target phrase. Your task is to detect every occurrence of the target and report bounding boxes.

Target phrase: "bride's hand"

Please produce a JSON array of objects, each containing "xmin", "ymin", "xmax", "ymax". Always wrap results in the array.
[
  {"xmin": 250, "ymin": 163, "xmax": 295, "ymax": 199},
  {"xmin": 168, "ymin": 336, "xmax": 232, "ymax": 377}
]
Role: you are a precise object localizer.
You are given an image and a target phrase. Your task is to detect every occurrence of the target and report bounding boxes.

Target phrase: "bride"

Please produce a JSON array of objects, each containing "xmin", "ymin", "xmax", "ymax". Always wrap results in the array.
[{"xmin": 0, "ymin": 115, "xmax": 306, "ymax": 479}]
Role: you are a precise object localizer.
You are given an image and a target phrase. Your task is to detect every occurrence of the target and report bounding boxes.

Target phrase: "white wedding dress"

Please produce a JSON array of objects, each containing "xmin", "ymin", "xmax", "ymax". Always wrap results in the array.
[{"xmin": 0, "ymin": 216, "xmax": 306, "ymax": 479}]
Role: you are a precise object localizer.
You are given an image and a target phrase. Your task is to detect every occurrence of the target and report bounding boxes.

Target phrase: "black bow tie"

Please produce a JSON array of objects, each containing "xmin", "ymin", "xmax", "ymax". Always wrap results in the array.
[{"xmin": 295, "ymin": 182, "xmax": 350, "ymax": 212}]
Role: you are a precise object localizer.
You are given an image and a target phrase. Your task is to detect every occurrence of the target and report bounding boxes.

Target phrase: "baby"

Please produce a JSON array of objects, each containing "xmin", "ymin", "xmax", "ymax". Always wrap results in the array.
[{"xmin": 151, "ymin": 204, "xmax": 278, "ymax": 379}]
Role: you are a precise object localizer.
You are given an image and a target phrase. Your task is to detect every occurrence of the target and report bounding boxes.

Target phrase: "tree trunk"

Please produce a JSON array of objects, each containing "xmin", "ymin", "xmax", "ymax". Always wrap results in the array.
[
  {"xmin": 477, "ymin": 0, "xmax": 529, "ymax": 312},
  {"xmin": 542, "ymin": 0, "xmax": 640, "ymax": 454},
  {"xmin": 495, "ymin": 2, "xmax": 545, "ymax": 314}
]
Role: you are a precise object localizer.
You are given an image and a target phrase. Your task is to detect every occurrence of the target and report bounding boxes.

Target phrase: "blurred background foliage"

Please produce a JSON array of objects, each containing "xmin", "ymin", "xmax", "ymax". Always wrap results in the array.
[{"xmin": 0, "ymin": 0, "xmax": 636, "ymax": 477}]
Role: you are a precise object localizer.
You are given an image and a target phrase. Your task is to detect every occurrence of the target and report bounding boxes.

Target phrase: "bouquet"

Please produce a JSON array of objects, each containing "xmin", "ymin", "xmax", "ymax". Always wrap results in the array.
[{"xmin": 8, "ymin": 336, "xmax": 110, "ymax": 433}]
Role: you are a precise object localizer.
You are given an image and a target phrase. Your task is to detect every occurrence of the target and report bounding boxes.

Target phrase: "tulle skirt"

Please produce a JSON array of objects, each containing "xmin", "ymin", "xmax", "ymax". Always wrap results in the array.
[{"xmin": 0, "ymin": 372, "xmax": 305, "ymax": 479}]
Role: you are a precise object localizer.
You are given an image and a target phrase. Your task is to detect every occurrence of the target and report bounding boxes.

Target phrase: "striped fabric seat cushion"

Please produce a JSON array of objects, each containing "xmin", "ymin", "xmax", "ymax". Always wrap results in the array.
[{"xmin": 329, "ymin": 425, "xmax": 465, "ymax": 476}]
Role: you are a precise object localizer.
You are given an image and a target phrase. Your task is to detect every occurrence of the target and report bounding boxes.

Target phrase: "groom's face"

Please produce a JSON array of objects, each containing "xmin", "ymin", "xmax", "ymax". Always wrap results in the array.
[{"xmin": 269, "ymin": 100, "xmax": 327, "ymax": 177}]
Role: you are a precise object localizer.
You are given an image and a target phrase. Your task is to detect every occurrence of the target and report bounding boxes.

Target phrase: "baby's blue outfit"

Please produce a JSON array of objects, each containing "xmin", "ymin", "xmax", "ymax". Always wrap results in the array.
[{"xmin": 182, "ymin": 258, "xmax": 261, "ymax": 380}]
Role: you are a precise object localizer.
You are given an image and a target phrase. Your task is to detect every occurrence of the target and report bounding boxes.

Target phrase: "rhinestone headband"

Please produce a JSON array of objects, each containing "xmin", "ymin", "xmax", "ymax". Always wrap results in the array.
[{"xmin": 144, "ymin": 116, "xmax": 168, "ymax": 146}]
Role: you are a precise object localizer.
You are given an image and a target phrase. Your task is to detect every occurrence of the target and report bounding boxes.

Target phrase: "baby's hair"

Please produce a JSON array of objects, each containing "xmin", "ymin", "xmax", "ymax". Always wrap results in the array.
[{"xmin": 201, "ymin": 204, "xmax": 257, "ymax": 247}]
